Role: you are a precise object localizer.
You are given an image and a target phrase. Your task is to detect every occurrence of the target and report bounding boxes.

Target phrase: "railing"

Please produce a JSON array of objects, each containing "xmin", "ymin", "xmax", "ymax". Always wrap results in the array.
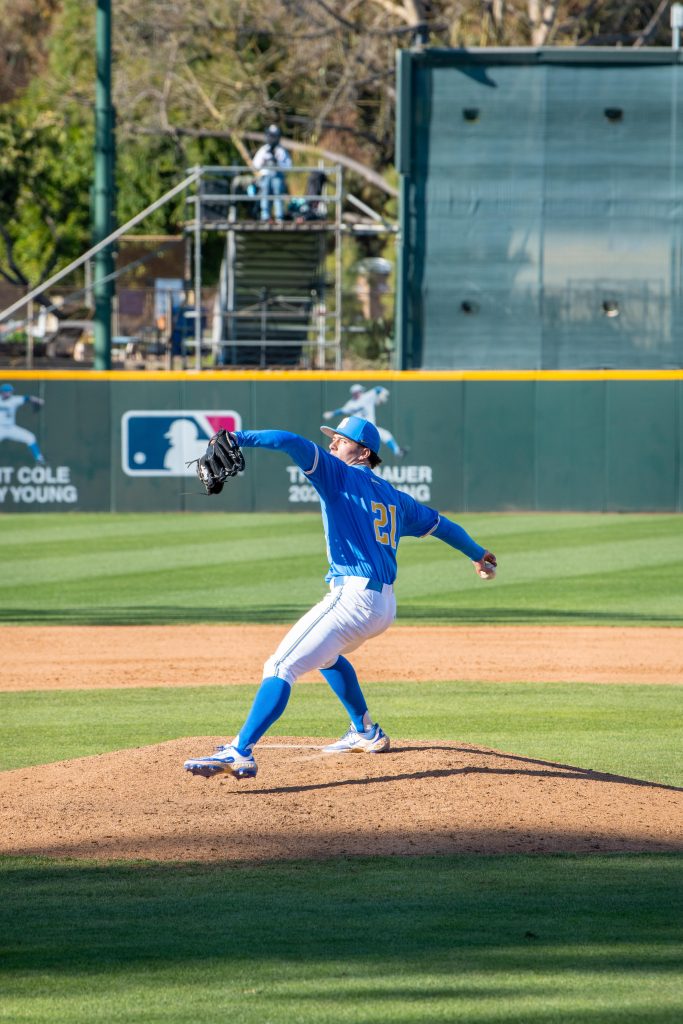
[
  {"xmin": 185, "ymin": 164, "xmax": 342, "ymax": 227},
  {"xmin": 184, "ymin": 165, "xmax": 343, "ymax": 368}
]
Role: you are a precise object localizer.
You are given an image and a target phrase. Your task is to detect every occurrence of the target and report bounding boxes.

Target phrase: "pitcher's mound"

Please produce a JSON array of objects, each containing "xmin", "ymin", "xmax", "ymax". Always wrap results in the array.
[{"xmin": 2, "ymin": 737, "xmax": 681, "ymax": 862}]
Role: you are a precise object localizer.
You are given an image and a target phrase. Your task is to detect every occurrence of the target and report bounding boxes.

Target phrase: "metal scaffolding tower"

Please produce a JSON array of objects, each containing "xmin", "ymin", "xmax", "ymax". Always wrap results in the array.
[{"xmin": 183, "ymin": 164, "xmax": 395, "ymax": 370}]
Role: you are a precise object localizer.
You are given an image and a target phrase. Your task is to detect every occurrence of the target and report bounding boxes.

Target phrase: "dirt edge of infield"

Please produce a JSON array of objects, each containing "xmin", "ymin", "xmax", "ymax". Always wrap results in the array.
[{"xmin": 4, "ymin": 623, "xmax": 683, "ymax": 690}]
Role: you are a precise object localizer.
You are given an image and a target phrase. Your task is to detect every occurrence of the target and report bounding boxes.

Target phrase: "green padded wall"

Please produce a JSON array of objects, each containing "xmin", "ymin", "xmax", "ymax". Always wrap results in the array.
[
  {"xmin": 0, "ymin": 374, "xmax": 680, "ymax": 513},
  {"xmin": 397, "ymin": 48, "xmax": 683, "ymax": 371}
]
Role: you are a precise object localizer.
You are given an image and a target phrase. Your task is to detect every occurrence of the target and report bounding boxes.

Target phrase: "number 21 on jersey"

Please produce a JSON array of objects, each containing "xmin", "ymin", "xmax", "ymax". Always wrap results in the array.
[{"xmin": 372, "ymin": 501, "xmax": 397, "ymax": 549}]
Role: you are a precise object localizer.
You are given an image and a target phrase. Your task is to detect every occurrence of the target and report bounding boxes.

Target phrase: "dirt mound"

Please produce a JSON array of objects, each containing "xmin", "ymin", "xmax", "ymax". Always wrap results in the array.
[{"xmin": 2, "ymin": 738, "xmax": 680, "ymax": 862}]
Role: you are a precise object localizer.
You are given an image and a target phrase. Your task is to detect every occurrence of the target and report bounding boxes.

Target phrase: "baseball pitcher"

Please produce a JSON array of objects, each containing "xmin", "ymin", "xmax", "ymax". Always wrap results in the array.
[{"xmin": 184, "ymin": 416, "xmax": 496, "ymax": 781}]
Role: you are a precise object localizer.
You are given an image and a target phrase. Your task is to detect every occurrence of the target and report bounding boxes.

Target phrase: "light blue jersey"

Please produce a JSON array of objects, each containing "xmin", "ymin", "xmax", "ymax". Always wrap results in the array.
[{"xmin": 234, "ymin": 429, "xmax": 485, "ymax": 584}]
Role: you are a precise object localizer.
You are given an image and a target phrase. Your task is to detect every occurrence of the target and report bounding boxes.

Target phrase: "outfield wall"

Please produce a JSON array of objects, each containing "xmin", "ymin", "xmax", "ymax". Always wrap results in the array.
[{"xmin": 1, "ymin": 371, "xmax": 681, "ymax": 513}]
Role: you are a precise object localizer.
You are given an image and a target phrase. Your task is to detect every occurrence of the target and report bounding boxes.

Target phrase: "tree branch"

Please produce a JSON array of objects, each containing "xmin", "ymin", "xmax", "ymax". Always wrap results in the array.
[
  {"xmin": 527, "ymin": 0, "xmax": 561, "ymax": 47},
  {"xmin": 632, "ymin": 0, "xmax": 669, "ymax": 48},
  {"xmin": 308, "ymin": 0, "xmax": 357, "ymax": 31},
  {"xmin": 129, "ymin": 124, "xmax": 398, "ymax": 196},
  {"xmin": 0, "ymin": 221, "xmax": 28, "ymax": 288}
]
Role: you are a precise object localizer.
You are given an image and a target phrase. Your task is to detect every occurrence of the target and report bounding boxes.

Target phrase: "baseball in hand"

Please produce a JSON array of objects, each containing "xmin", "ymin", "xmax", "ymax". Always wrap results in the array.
[{"xmin": 475, "ymin": 553, "xmax": 497, "ymax": 580}]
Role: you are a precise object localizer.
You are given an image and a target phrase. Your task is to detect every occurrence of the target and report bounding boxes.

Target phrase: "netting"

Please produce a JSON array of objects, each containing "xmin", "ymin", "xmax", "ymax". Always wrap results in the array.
[{"xmin": 401, "ymin": 53, "xmax": 683, "ymax": 369}]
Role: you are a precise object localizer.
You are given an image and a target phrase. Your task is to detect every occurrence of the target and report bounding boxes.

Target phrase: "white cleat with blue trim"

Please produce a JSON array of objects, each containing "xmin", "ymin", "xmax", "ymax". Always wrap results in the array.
[
  {"xmin": 323, "ymin": 722, "xmax": 390, "ymax": 754},
  {"xmin": 184, "ymin": 744, "xmax": 257, "ymax": 779}
]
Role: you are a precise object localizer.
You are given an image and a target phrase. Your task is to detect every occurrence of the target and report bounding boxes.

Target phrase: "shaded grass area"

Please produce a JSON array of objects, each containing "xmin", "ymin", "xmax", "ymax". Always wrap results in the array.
[
  {"xmin": 1, "ymin": 512, "xmax": 682, "ymax": 625},
  {"xmin": 1, "ymin": 681, "xmax": 681, "ymax": 787},
  {"xmin": 0, "ymin": 854, "xmax": 680, "ymax": 1024}
]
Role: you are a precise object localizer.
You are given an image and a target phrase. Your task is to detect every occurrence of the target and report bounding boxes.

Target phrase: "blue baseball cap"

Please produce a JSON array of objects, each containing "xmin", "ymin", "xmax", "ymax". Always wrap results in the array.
[
  {"xmin": 0, "ymin": 383, "xmax": 14, "ymax": 393},
  {"xmin": 320, "ymin": 415, "xmax": 382, "ymax": 461}
]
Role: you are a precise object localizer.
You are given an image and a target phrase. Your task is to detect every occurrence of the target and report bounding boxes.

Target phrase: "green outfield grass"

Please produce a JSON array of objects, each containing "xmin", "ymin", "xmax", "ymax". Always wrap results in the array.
[
  {"xmin": 1, "ymin": 680, "xmax": 681, "ymax": 786},
  {"xmin": 0, "ymin": 854, "xmax": 680, "ymax": 1024},
  {"xmin": 1, "ymin": 511, "xmax": 682, "ymax": 625}
]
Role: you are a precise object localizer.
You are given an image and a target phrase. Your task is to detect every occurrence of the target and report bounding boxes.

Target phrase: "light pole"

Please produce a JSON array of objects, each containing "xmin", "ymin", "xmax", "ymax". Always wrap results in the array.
[
  {"xmin": 672, "ymin": 3, "xmax": 683, "ymax": 49},
  {"xmin": 93, "ymin": 0, "xmax": 115, "ymax": 369}
]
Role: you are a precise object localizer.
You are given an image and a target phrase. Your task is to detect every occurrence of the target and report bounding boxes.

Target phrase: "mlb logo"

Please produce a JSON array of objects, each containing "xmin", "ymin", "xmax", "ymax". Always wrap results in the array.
[{"xmin": 122, "ymin": 410, "xmax": 242, "ymax": 476}]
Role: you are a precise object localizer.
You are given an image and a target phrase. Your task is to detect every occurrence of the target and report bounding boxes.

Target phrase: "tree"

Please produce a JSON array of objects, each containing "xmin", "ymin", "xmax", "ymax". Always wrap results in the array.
[
  {"xmin": 0, "ymin": 0, "xmax": 60, "ymax": 104},
  {"xmin": 0, "ymin": 0, "xmax": 676, "ymax": 300},
  {"xmin": 0, "ymin": 103, "xmax": 91, "ymax": 299}
]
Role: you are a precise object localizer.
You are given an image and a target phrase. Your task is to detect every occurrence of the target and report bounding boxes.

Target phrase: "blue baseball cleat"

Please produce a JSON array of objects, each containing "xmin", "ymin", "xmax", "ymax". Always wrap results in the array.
[
  {"xmin": 323, "ymin": 723, "xmax": 390, "ymax": 754},
  {"xmin": 184, "ymin": 744, "xmax": 258, "ymax": 779}
]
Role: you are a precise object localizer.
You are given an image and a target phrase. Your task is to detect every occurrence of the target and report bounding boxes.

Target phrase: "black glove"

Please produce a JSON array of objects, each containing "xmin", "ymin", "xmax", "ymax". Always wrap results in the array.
[{"xmin": 194, "ymin": 430, "xmax": 245, "ymax": 495}]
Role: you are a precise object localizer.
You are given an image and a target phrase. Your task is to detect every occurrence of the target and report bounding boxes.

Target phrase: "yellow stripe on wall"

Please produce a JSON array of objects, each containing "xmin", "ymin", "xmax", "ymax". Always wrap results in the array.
[{"xmin": 2, "ymin": 369, "xmax": 683, "ymax": 383}]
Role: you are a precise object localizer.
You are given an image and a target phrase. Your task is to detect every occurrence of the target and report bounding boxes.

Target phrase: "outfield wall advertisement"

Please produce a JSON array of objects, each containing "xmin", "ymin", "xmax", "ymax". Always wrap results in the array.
[{"xmin": 1, "ymin": 374, "xmax": 682, "ymax": 513}]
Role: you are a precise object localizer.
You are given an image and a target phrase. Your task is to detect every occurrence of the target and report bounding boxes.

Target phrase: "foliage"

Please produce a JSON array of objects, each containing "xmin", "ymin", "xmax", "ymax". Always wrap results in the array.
[
  {"xmin": 0, "ymin": 0, "xmax": 676, "ymax": 299},
  {"xmin": 343, "ymin": 316, "xmax": 395, "ymax": 368},
  {"xmin": 0, "ymin": 3, "xmax": 244, "ymax": 297},
  {"xmin": 104, "ymin": 1, "xmax": 675, "ymax": 168},
  {"xmin": 0, "ymin": 0, "xmax": 60, "ymax": 103},
  {"xmin": 0, "ymin": 2, "xmax": 95, "ymax": 296},
  {"xmin": 0, "ymin": 101, "xmax": 92, "ymax": 292}
]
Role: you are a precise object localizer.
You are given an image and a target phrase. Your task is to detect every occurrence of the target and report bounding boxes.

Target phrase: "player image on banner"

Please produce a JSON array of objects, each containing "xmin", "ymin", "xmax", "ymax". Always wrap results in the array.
[
  {"xmin": 0, "ymin": 383, "xmax": 45, "ymax": 464},
  {"xmin": 122, "ymin": 410, "xmax": 242, "ymax": 477},
  {"xmin": 162, "ymin": 420, "xmax": 208, "ymax": 474},
  {"xmin": 323, "ymin": 384, "xmax": 407, "ymax": 457}
]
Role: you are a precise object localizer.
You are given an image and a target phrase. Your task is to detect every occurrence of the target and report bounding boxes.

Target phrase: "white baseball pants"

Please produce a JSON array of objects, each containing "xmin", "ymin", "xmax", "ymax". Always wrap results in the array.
[{"xmin": 263, "ymin": 576, "xmax": 396, "ymax": 685}]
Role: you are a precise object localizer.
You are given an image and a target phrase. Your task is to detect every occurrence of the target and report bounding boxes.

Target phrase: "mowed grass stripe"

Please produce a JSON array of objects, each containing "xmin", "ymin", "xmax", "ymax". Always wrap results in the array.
[
  {"xmin": 7, "ymin": 559, "xmax": 327, "ymax": 613},
  {"xmin": 397, "ymin": 535, "xmax": 683, "ymax": 588},
  {"xmin": 0, "ymin": 510, "xmax": 319, "ymax": 543},
  {"xmin": 1, "ymin": 512, "xmax": 682, "ymax": 625},
  {"xmin": 0, "ymin": 855, "xmax": 679, "ymax": 1024},
  {"xmin": 2, "ymin": 515, "xmax": 323, "ymax": 569},
  {"xmin": 1, "ymin": 681, "xmax": 680, "ymax": 785},
  {"xmin": 2, "ymin": 512, "xmax": 680, "ymax": 550},
  {"xmin": 397, "ymin": 567, "xmax": 683, "ymax": 623},
  {"xmin": 465, "ymin": 512, "xmax": 682, "ymax": 545},
  {"xmin": 13, "ymin": 535, "xmax": 326, "ymax": 584},
  {"xmin": 12, "ymin": 538, "xmax": 681, "ymax": 613}
]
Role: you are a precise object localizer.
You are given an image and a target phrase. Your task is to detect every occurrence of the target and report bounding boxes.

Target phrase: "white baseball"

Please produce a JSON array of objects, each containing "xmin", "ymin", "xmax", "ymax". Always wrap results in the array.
[{"xmin": 478, "ymin": 564, "xmax": 496, "ymax": 579}]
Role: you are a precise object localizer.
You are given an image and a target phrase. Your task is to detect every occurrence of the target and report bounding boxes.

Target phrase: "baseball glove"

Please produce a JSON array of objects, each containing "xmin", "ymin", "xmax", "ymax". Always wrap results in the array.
[{"xmin": 193, "ymin": 430, "xmax": 245, "ymax": 495}]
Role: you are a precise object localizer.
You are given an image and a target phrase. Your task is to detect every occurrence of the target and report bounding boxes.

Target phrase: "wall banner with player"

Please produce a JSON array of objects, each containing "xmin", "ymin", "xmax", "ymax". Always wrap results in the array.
[
  {"xmin": 0, "ymin": 374, "xmax": 681, "ymax": 513},
  {"xmin": 289, "ymin": 382, "xmax": 433, "ymax": 504},
  {"xmin": 0, "ymin": 383, "xmax": 80, "ymax": 508}
]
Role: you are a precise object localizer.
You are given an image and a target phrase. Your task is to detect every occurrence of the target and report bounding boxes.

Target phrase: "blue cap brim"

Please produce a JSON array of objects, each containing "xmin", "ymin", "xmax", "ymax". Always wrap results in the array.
[{"xmin": 320, "ymin": 425, "xmax": 381, "ymax": 461}]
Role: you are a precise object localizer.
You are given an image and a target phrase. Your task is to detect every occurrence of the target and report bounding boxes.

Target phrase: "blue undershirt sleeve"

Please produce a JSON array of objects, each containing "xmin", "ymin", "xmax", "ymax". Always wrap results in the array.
[
  {"xmin": 233, "ymin": 429, "xmax": 318, "ymax": 473},
  {"xmin": 432, "ymin": 515, "xmax": 486, "ymax": 562}
]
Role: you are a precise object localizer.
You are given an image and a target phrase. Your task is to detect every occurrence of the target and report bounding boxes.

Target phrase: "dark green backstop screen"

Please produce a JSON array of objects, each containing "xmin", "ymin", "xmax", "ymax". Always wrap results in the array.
[{"xmin": 397, "ymin": 48, "xmax": 683, "ymax": 371}]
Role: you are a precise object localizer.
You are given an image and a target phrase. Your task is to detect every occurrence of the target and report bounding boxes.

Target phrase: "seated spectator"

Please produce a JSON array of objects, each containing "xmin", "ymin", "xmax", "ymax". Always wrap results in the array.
[{"xmin": 251, "ymin": 125, "xmax": 292, "ymax": 223}]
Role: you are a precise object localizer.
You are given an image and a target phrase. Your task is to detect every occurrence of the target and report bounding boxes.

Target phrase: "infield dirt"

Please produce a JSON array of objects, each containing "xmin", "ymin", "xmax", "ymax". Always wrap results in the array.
[
  {"xmin": 4, "ymin": 623, "xmax": 683, "ymax": 690},
  {"xmin": 1, "ymin": 624, "xmax": 681, "ymax": 862}
]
